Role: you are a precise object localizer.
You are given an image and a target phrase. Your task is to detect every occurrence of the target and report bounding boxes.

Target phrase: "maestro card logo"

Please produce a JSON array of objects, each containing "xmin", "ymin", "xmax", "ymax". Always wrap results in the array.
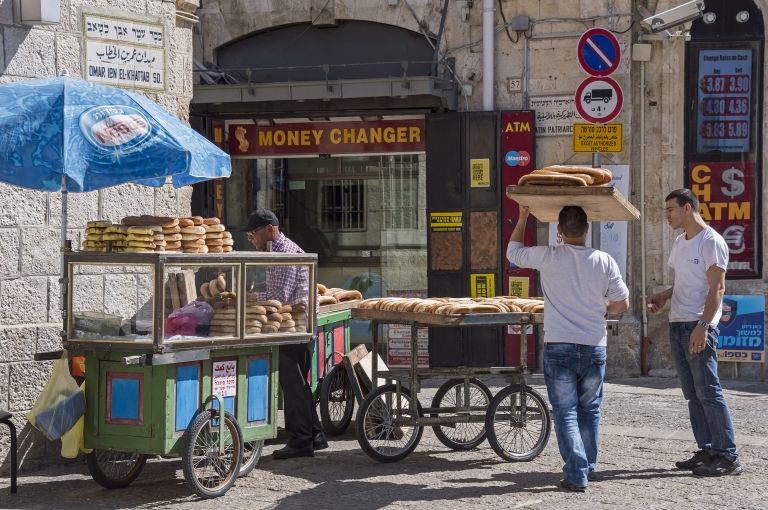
[
  {"xmin": 505, "ymin": 150, "xmax": 531, "ymax": 167},
  {"xmin": 80, "ymin": 105, "xmax": 152, "ymax": 152}
]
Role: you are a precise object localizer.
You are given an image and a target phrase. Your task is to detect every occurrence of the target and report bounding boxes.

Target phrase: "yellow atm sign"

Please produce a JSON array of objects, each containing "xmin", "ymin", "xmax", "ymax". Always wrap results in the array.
[{"xmin": 573, "ymin": 122, "xmax": 623, "ymax": 153}]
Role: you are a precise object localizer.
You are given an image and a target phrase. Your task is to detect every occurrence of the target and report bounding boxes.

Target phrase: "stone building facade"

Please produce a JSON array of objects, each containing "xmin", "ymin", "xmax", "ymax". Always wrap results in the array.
[
  {"xmin": 192, "ymin": 0, "xmax": 768, "ymax": 380},
  {"xmin": 0, "ymin": 0, "xmax": 197, "ymax": 471}
]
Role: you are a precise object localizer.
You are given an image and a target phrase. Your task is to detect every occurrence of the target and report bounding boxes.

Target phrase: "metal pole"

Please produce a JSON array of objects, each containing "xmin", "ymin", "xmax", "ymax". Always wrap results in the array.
[
  {"xmin": 482, "ymin": 0, "xmax": 495, "ymax": 111},
  {"xmin": 60, "ymin": 175, "xmax": 68, "ymax": 329}
]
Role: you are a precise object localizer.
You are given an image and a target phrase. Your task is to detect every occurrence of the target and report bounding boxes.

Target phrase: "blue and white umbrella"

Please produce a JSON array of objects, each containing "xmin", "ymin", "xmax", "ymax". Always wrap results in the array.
[
  {"xmin": 0, "ymin": 75, "xmax": 230, "ymax": 191},
  {"xmin": 0, "ymin": 74, "xmax": 231, "ymax": 318}
]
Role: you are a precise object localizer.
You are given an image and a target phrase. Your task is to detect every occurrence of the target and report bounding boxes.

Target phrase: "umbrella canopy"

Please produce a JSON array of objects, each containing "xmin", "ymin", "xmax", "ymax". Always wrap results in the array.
[{"xmin": 0, "ymin": 76, "xmax": 230, "ymax": 192}]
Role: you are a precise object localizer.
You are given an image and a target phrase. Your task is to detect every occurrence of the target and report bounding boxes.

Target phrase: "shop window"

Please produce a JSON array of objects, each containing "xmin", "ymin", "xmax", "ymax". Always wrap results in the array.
[
  {"xmin": 381, "ymin": 154, "xmax": 420, "ymax": 230},
  {"xmin": 319, "ymin": 179, "xmax": 366, "ymax": 231}
]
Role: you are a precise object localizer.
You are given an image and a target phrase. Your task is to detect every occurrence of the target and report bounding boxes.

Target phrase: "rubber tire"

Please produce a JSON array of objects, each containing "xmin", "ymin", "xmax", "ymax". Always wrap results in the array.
[
  {"xmin": 319, "ymin": 364, "xmax": 355, "ymax": 436},
  {"xmin": 431, "ymin": 378, "xmax": 493, "ymax": 450},
  {"xmin": 238, "ymin": 440, "xmax": 264, "ymax": 477},
  {"xmin": 182, "ymin": 409, "xmax": 243, "ymax": 498},
  {"xmin": 86, "ymin": 450, "xmax": 147, "ymax": 489},
  {"xmin": 485, "ymin": 384, "xmax": 551, "ymax": 462},
  {"xmin": 356, "ymin": 384, "xmax": 423, "ymax": 463}
]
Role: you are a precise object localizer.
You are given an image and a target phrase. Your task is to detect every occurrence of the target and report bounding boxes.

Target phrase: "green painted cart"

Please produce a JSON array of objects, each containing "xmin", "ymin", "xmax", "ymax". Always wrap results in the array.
[{"xmin": 63, "ymin": 251, "xmax": 317, "ymax": 498}]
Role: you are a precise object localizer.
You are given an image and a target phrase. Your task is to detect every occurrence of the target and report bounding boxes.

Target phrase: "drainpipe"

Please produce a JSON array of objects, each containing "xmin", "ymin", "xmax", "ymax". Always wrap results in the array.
[
  {"xmin": 639, "ymin": 58, "xmax": 650, "ymax": 376},
  {"xmin": 482, "ymin": 0, "xmax": 494, "ymax": 110}
]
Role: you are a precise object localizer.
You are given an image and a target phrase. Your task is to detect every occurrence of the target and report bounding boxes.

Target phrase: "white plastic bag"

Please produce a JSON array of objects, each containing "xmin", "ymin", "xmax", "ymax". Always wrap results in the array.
[{"xmin": 27, "ymin": 355, "xmax": 86, "ymax": 441}]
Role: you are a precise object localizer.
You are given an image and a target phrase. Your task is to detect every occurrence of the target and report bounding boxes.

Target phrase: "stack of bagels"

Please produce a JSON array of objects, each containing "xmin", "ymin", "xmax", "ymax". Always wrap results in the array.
[
  {"xmin": 122, "ymin": 216, "xmax": 182, "ymax": 252},
  {"xmin": 200, "ymin": 273, "xmax": 228, "ymax": 300},
  {"xmin": 317, "ymin": 284, "xmax": 363, "ymax": 306},
  {"xmin": 208, "ymin": 291, "xmax": 237, "ymax": 336},
  {"xmin": 118, "ymin": 215, "xmax": 233, "ymax": 253},
  {"xmin": 82, "ymin": 220, "xmax": 112, "ymax": 252},
  {"xmin": 244, "ymin": 299, "xmax": 302, "ymax": 335},
  {"xmin": 201, "ymin": 217, "xmax": 233, "ymax": 253},
  {"xmin": 518, "ymin": 165, "xmax": 613, "ymax": 187},
  {"xmin": 358, "ymin": 296, "xmax": 544, "ymax": 315}
]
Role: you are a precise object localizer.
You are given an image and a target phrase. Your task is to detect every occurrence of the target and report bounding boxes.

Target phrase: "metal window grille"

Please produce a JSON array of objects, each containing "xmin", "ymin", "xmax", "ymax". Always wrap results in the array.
[
  {"xmin": 382, "ymin": 154, "xmax": 419, "ymax": 229},
  {"xmin": 319, "ymin": 179, "xmax": 365, "ymax": 231}
]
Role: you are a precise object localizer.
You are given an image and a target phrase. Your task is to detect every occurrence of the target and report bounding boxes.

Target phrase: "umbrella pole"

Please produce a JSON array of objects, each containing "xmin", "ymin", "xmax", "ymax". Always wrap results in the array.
[{"xmin": 60, "ymin": 176, "xmax": 69, "ymax": 334}]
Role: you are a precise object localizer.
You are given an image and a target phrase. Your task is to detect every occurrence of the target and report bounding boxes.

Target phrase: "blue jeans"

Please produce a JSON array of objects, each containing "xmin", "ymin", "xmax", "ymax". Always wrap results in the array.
[
  {"xmin": 669, "ymin": 321, "xmax": 738, "ymax": 461},
  {"xmin": 543, "ymin": 343, "xmax": 606, "ymax": 487}
]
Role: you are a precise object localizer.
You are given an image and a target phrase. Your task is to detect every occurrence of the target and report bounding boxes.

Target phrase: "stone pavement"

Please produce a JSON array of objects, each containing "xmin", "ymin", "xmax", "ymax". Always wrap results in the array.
[{"xmin": 1, "ymin": 375, "xmax": 766, "ymax": 510}]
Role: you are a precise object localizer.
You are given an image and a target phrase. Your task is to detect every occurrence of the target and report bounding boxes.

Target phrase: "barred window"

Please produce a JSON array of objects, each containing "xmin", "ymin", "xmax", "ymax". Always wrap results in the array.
[{"xmin": 319, "ymin": 179, "xmax": 365, "ymax": 231}]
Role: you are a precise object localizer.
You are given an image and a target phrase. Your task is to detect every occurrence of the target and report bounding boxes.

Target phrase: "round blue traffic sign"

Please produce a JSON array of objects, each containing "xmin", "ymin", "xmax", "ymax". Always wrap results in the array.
[{"xmin": 577, "ymin": 28, "xmax": 620, "ymax": 77}]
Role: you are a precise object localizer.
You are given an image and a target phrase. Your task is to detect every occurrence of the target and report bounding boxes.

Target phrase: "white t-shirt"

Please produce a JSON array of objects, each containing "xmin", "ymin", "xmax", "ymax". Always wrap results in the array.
[
  {"xmin": 668, "ymin": 227, "xmax": 729, "ymax": 325},
  {"xmin": 506, "ymin": 241, "xmax": 629, "ymax": 346}
]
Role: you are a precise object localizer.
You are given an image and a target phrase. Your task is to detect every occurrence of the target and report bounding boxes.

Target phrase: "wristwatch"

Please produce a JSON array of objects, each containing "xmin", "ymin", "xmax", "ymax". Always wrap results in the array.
[{"xmin": 696, "ymin": 319, "xmax": 710, "ymax": 329}]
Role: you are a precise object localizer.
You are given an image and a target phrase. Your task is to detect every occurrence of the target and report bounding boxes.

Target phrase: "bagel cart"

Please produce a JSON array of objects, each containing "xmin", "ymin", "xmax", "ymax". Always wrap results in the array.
[
  {"xmin": 62, "ymin": 251, "xmax": 316, "ymax": 498},
  {"xmin": 349, "ymin": 308, "xmax": 552, "ymax": 463}
]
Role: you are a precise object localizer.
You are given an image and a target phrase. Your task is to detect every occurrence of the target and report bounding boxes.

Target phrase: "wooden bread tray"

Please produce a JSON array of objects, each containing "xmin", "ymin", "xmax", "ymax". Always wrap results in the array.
[
  {"xmin": 352, "ymin": 308, "xmax": 530, "ymax": 326},
  {"xmin": 318, "ymin": 299, "xmax": 361, "ymax": 314},
  {"xmin": 506, "ymin": 185, "xmax": 640, "ymax": 222}
]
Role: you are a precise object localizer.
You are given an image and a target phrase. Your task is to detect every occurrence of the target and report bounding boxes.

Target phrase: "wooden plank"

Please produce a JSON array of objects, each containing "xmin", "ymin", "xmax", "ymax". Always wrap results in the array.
[
  {"xmin": 355, "ymin": 350, "xmax": 389, "ymax": 389},
  {"xmin": 505, "ymin": 185, "xmax": 640, "ymax": 222},
  {"xmin": 179, "ymin": 270, "xmax": 197, "ymax": 304},
  {"xmin": 345, "ymin": 343, "xmax": 369, "ymax": 366},
  {"xmin": 318, "ymin": 299, "xmax": 360, "ymax": 314},
  {"xmin": 168, "ymin": 273, "xmax": 181, "ymax": 310}
]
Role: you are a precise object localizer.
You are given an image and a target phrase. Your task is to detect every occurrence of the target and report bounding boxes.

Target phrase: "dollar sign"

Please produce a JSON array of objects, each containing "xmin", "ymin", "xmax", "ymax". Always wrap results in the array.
[{"xmin": 721, "ymin": 167, "xmax": 745, "ymax": 198}]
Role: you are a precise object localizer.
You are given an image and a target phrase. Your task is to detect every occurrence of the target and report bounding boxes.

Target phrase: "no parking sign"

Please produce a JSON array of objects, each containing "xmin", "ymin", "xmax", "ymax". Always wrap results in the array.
[{"xmin": 577, "ymin": 28, "xmax": 621, "ymax": 76}]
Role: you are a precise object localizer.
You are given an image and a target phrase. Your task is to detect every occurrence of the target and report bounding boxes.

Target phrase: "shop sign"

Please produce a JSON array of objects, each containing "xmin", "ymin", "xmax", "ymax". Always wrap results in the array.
[
  {"xmin": 530, "ymin": 95, "xmax": 582, "ymax": 137},
  {"xmin": 83, "ymin": 13, "xmax": 165, "ymax": 91},
  {"xmin": 212, "ymin": 360, "xmax": 237, "ymax": 397},
  {"xmin": 717, "ymin": 295, "xmax": 765, "ymax": 363},
  {"xmin": 695, "ymin": 48, "xmax": 753, "ymax": 153},
  {"xmin": 386, "ymin": 290, "xmax": 429, "ymax": 368},
  {"xmin": 228, "ymin": 119, "xmax": 425, "ymax": 156},
  {"xmin": 470, "ymin": 273, "xmax": 495, "ymax": 298},
  {"xmin": 572, "ymin": 122, "xmax": 623, "ymax": 152},
  {"xmin": 688, "ymin": 161, "xmax": 758, "ymax": 277},
  {"xmin": 470, "ymin": 158, "xmax": 490, "ymax": 187},
  {"xmin": 430, "ymin": 212, "xmax": 463, "ymax": 232}
]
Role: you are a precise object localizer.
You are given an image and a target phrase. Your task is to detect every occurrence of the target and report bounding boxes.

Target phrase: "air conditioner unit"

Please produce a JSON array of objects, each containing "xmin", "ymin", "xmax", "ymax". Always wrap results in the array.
[{"xmin": 14, "ymin": 0, "xmax": 60, "ymax": 25}]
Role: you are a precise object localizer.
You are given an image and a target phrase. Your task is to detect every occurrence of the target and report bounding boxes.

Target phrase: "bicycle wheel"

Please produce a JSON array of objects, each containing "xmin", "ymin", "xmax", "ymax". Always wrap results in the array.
[
  {"xmin": 181, "ymin": 409, "xmax": 243, "ymax": 498},
  {"xmin": 87, "ymin": 449, "xmax": 147, "ymax": 489},
  {"xmin": 356, "ymin": 384, "xmax": 423, "ymax": 463},
  {"xmin": 238, "ymin": 440, "xmax": 264, "ymax": 477},
  {"xmin": 431, "ymin": 378, "xmax": 492, "ymax": 450},
  {"xmin": 319, "ymin": 364, "xmax": 355, "ymax": 436},
  {"xmin": 485, "ymin": 384, "xmax": 551, "ymax": 462}
]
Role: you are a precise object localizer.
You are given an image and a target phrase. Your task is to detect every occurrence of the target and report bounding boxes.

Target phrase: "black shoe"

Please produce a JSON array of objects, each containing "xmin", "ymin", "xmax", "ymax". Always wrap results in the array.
[
  {"xmin": 272, "ymin": 444, "xmax": 314, "ymax": 460},
  {"xmin": 693, "ymin": 456, "xmax": 742, "ymax": 477},
  {"xmin": 675, "ymin": 450, "xmax": 712, "ymax": 470},
  {"xmin": 558, "ymin": 479, "xmax": 586, "ymax": 492},
  {"xmin": 587, "ymin": 471, "xmax": 598, "ymax": 482},
  {"xmin": 313, "ymin": 432, "xmax": 328, "ymax": 451}
]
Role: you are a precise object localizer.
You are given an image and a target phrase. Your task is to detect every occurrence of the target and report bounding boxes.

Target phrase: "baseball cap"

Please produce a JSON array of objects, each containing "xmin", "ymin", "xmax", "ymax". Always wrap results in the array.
[{"xmin": 242, "ymin": 209, "xmax": 279, "ymax": 231}]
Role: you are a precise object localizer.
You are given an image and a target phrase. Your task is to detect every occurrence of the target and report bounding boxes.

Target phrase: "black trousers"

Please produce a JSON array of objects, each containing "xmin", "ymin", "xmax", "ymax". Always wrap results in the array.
[{"xmin": 278, "ymin": 342, "xmax": 322, "ymax": 447}]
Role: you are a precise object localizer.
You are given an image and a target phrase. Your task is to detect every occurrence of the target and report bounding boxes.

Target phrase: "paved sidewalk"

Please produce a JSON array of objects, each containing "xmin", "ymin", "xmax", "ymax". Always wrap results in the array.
[{"xmin": 1, "ymin": 376, "xmax": 767, "ymax": 510}]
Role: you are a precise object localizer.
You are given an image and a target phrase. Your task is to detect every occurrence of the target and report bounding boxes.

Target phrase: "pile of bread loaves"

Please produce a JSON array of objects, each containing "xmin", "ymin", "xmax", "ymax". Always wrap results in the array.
[
  {"xmin": 518, "ymin": 165, "xmax": 613, "ymax": 187},
  {"xmin": 81, "ymin": 215, "xmax": 233, "ymax": 253},
  {"xmin": 317, "ymin": 284, "xmax": 363, "ymax": 306},
  {"xmin": 199, "ymin": 275, "xmax": 309, "ymax": 336},
  {"xmin": 358, "ymin": 296, "xmax": 544, "ymax": 314}
]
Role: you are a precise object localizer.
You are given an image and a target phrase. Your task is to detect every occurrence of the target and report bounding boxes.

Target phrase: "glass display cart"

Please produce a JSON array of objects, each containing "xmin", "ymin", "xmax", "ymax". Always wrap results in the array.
[{"xmin": 62, "ymin": 251, "xmax": 316, "ymax": 498}]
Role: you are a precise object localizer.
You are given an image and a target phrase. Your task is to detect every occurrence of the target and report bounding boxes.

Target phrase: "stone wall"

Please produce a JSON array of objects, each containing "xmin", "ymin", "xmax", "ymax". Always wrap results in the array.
[{"xmin": 0, "ymin": 0, "xmax": 195, "ymax": 473}]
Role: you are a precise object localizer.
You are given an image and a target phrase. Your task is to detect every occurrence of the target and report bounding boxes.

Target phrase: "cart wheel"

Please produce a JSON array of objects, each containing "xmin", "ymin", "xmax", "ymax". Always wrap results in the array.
[
  {"xmin": 238, "ymin": 440, "xmax": 264, "ymax": 478},
  {"xmin": 319, "ymin": 364, "xmax": 355, "ymax": 436},
  {"xmin": 431, "ymin": 378, "xmax": 492, "ymax": 450},
  {"xmin": 182, "ymin": 409, "xmax": 243, "ymax": 498},
  {"xmin": 356, "ymin": 384, "xmax": 423, "ymax": 463},
  {"xmin": 86, "ymin": 450, "xmax": 147, "ymax": 489},
  {"xmin": 485, "ymin": 384, "xmax": 551, "ymax": 462}
]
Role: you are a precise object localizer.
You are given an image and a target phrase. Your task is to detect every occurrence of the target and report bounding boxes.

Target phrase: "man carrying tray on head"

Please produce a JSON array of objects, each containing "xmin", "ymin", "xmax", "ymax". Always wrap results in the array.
[
  {"xmin": 243, "ymin": 208, "xmax": 327, "ymax": 459},
  {"xmin": 507, "ymin": 205, "xmax": 629, "ymax": 492}
]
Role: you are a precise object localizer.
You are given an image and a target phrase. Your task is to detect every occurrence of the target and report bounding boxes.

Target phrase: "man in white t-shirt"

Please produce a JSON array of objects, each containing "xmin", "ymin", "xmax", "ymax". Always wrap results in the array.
[
  {"xmin": 507, "ymin": 205, "xmax": 629, "ymax": 491},
  {"xmin": 649, "ymin": 188, "xmax": 741, "ymax": 476}
]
